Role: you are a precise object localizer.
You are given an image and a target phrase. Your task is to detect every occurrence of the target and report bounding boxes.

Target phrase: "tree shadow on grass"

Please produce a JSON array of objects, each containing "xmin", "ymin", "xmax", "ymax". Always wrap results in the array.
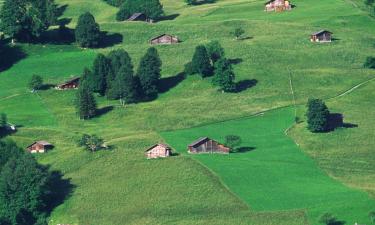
[
  {"xmin": 0, "ymin": 42, "xmax": 27, "ymax": 72},
  {"xmin": 44, "ymin": 170, "xmax": 75, "ymax": 215},
  {"xmin": 158, "ymin": 72, "xmax": 185, "ymax": 93},
  {"xmin": 100, "ymin": 32, "xmax": 123, "ymax": 48},
  {"xmin": 228, "ymin": 58, "xmax": 243, "ymax": 65},
  {"xmin": 39, "ymin": 25, "xmax": 75, "ymax": 45},
  {"xmin": 327, "ymin": 113, "xmax": 358, "ymax": 132},
  {"xmin": 191, "ymin": 0, "xmax": 217, "ymax": 5},
  {"xmin": 0, "ymin": 127, "xmax": 17, "ymax": 139},
  {"xmin": 39, "ymin": 84, "xmax": 56, "ymax": 91},
  {"xmin": 234, "ymin": 79, "xmax": 258, "ymax": 93},
  {"xmin": 231, "ymin": 147, "xmax": 256, "ymax": 153},
  {"xmin": 329, "ymin": 220, "xmax": 346, "ymax": 225},
  {"xmin": 95, "ymin": 106, "xmax": 114, "ymax": 118},
  {"xmin": 157, "ymin": 14, "xmax": 180, "ymax": 22}
]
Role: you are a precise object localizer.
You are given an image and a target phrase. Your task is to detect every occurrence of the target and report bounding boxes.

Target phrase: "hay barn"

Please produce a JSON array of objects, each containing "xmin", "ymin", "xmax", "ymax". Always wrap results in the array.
[
  {"xmin": 310, "ymin": 30, "xmax": 332, "ymax": 43},
  {"xmin": 145, "ymin": 143, "xmax": 172, "ymax": 159},
  {"xmin": 188, "ymin": 137, "xmax": 230, "ymax": 154},
  {"xmin": 265, "ymin": 0, "xmax": 292, "ymax": 12},
  {"xmin": 27, "ymin": 141, "xmax": 53, "ymax": 153},
  {"xmin": 150, "ymin": 34, "xmax": 179, "ymax": 45},
  {"xmin": 56, "ymin": 77, "xmax": 80, "ymax": 90}
]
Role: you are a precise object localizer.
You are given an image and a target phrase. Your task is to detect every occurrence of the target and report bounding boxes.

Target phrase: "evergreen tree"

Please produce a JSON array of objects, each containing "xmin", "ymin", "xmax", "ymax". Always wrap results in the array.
[
  {"xmin": 191, "ymin": 45, "xmax": 212, "ymax": 77},
  {"xmin": 212, "ymin": 58, "xmax": 236, "ymax": 92},
  {"xmin": 0, "ymin": 153, "xmax": 49, "ymax": 225},
  {"xmin": 107, "ymin": 49, "xmax": 131, "ymax": 98},
  {"xmin": 306, "ymin": 98, "xmax": 330, "ymax": 132},
  {"xmin": 137, "ymin": 47, "xmax": 162, "ymax": 99},
  {"xmin": 75, "ymin": 12, "xmax": 101, "ymax": 48},
  {"xmin": 0, "ymin": 0, "xmax": 57, "ymax": 42},
  {"xmin": 206, "ymin": 40, "xmax": 225, "ymax": 63},
  {"xmin": 0, "ymin": 140, "xmax": 23, "ymax": 172},
  {"xmin": 364, "ymin": 56, "xmax": 375, "ymax": 69},
  {"xmin": 91, "ymin": 54, "xmax": 111, "ymax": 95},
  {"xmin": 75, "ymin": 82, "xmax": 97, "ymax": 120},
  {"xmin": 365, "ymin": 0, "xmax": 374, "ymax": 6},
  {"xmin": 112, "ymin": 62, "xmax": 138, "ymax": 105},
  {"xmin": 28, "ymin": 75, "xmax": 44, "ymax": 91},
  {"xmin": 0, "ymin": 114, "xmax": 7, "ymax": 130},
  {"xmin": 116, "ymin": 0, "xmax": 163, "ymax": 21}
]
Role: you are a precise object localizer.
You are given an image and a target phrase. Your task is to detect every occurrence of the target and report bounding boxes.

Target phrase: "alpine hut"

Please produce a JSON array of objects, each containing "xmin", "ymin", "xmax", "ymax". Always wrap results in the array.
[
  {"xmin": 310, "ymin": 30, "xmax": 332, "ymax": 43},
  {"xmin": 128, "ymin": 13, "xmax": 147, "ymax": 22},
  {"xmin": 145, "ymin": 143, "xmax": 172, "ymax": 159},
  {"xmin": 265, "ymin": 0, "xmax": 292, "ymax": 12},
  {"xmin": 188, "ymin": 137, "xmax": 230, "ymax": 154},
  {"xmin": 150, "ymin": 34, "xmax": 179, "ymax": 45},
  {"xmin": 55, "ymin": 77, "xmax": 80, "ymax": 90},
  {"xmin": 27, "ymin": 141, "xmax": 53, "ymax": 153}
]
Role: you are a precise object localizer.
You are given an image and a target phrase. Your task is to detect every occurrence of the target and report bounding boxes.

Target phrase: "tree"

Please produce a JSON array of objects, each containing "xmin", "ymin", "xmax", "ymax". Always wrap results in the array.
[
  {"xmin": 185, "ymin": 0, "xmax": 198, "ymax": 5},
  {"xmin": 225, "ymin": 135, "xmax": 242, "ymax": 152},
  {"xmin": 28, "ymin": 75, "xmax": 44, "ymax": 91},
  {"xmin": 191, "ymin": 45, "xmax": 212, "ymax": 77},
  {"xmin": 0, "ymin": 114, "xmax": 7, "ymax": 130},
  {"xmin": 364, "ymin": 56, "xmax": 375, "ymax": 69},
  {"xmin": 75, "ymin": 12, "xmax": 101, "ymax": 48},
  {"xmin": 75, "ymin": 82, "xmax": 97, "ymax": 120},
  {"xmin": 137, "ymin": 47, "xmax": 162, "ymax": 99},
  {"xmin": 212, "ymin": 58, "xmax": 236, "ymax": 92},
  {"xmin": 232, "ymin": 27, "xmax": 245, "ymax": 40},
  {"xmin": 0, "ymin": 152, "xmax": 49, "ymax": 225},
  {"xmin": 318, "ymin": 213, "xmax": 337, "ymax": 225},
  {"xmin": 306, "ymin": 98, "xmax": 330, "ymax": 132},
  {"xmin": 0, "ymin": 140, "xmax": 23, "ymax": 172},
  {"xmin": 0, "ymin": 0, "xmax": 57, "ymax": 42},
  {"xmin": 116, "ymin": 0, "xmax": 164, "ymax": 21},
  {"xmin": 91, "ymin": 54, "xmax": 111, "ymax": 95},
  {"xmin": 365, "ymin": 0, "xmax": 374, "ymax": 5},
  {"xmin": 369, "ymin": 211, "xmax": 375, "ymax": 223},
  {"xmin": 78, "ymin": 134, "xmax": 104, "ymax": 152},
  {"xmin": 206, "ymin": 40, "xmax": 225, "ymax": 63},
  {"xmin": 107, "ymin": 49, "xmax": 132, "ymax": 98},
  {"xmin": 113, "ymin": 64, "xmax": 138, "ymax": 105}
]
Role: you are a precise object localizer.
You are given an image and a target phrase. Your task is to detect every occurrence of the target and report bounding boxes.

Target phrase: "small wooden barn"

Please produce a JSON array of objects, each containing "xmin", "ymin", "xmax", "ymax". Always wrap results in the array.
[
  {"xmin": 150, "ymin": 34, "xmax": 179, "ymax": 45},
  {"xmin": 188, "ymin": 137, "xmax": 230, "ymax": 154},
  {"xmin": 265, "ymin": 0, "xmax": 292, "ymax": 12},
  {"xmin": 27, "ymin": 141, "xmax": 53, "ymax": 153},
  {"xmin": 128, "ymin": 13, "xmax": 147, "ymax": 22},
  {"xmin": 145, "ymin": 143, "xmax": 172, "ymax": 159},
  {"xmin": 310, "ymin": 30, "xmax": 332, "ymax": 43},
  {"xmin": 56, "ymin": 77, "xmax": 80, "ymax": 90}
]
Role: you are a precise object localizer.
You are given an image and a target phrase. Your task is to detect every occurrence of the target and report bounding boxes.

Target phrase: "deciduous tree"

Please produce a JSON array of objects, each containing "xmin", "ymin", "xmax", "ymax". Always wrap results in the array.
[
  {"xmin": 75, "ymin": 12, "xmax": 101, "ymax": 48},
  {"xmin": 212, "ymin": 58, "xmax": 236, "ymax": 92},
  {"xmin": 28, "ymin": 75, "xmax": 43, "ymax": 91},
  {"xmin": 206, "ymin": 40, "xmax": 225, "ymax": 63},
  {"xmin": 191, "ymin": 45, "xmax": 212, "ymax": 77},
  {"xmin": 78, "ymin": 134, "xmax": 104, "ymax": 152}
]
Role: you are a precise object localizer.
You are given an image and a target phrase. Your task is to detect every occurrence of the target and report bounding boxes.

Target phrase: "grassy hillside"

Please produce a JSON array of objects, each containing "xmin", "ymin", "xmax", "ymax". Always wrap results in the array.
[{"xmin": 0, "ymin": 0, "xmax": 374, "ymax": 224}]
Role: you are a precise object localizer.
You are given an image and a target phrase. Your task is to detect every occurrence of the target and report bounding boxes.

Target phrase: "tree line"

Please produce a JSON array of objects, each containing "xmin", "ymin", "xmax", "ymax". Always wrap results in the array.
[{"xmin": 75, "ymin": 47, "xmax": 162, "ymax": 119}]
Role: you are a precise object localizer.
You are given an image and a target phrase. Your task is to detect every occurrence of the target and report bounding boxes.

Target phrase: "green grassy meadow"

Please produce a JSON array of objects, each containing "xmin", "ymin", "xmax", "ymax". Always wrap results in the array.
[{"xmin": 0, "ymin": 0, "xmax": 374, "ymax": 224}]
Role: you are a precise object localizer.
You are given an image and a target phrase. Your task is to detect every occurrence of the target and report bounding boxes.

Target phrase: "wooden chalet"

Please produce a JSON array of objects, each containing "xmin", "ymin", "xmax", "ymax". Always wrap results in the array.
[
  {"xmin": 310, "ymin": 30, "xmax": 332, "ymax": 43},
  {"xmin": 188, "ymin": 137, "xmax": 230, "ymax": 154},
  {"xmin": 55, "ymin": 77, "xmax": 80, "ymax": 90},
  {"xmin": 265, "ymin": 0, "xmax": 292, "ymax": 12},
  {"xmin": 145, "ymin": 143, "xmax": 172, "ymax": 159},
  {"xmin": 150, "ymin": 34, "xmax": 179, "ymax": 45},
  {"xmin": 128, "ymin": 13, "xmax": 147, "ymax": 22},
  {"xmin": 27, "ymin": 141, "xmax": 53, "ymax": 153}
]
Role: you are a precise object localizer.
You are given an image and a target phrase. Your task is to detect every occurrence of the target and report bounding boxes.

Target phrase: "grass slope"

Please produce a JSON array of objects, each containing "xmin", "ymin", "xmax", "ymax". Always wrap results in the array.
[{"xmin": 161, "ymin": 107, "xmax": 375, "ymax": 225}]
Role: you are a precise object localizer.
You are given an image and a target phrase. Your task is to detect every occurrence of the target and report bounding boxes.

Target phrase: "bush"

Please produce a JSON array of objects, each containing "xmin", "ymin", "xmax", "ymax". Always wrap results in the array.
[
  {"xmin": 318, "ymin": 213, "xmax": 337, "ymax": 225},
  {"xmin": 78, "ymin": 134, "xmax": 104, "ymax": 152},
  {"xmin": 364, "ymin": 56, "xmax": 375, "ymax": 69},
  {"xmin": 75, "ymin": 12, "xmax": 101, "ymax": 48},
  {"xmin": 28, "ymin": 75, "xmax": 43, "ymax": 91},
  {"xmin": 225, "ymin": 135, "xmax": 242, "ymax": 152}
]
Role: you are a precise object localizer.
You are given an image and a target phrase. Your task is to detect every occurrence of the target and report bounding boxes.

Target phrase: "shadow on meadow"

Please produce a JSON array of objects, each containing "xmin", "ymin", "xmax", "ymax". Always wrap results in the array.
[
  {"xmin": 231, "ymin": 146, "xmax": 256, "ymax": 153},
  {"xmin": 95, "ymin": 106, "xmax": 115, "ymax": 118},
  {"xmin": 327, "ymin": 113, "xmax": 358, "ymax": 132},
  {"xmin": 0, "ymin": 42, "xmax": 27, "ymax": 72},
  {"xmin": 235, "ymin": 79, "xmax": 258, "ymax": 93},
  {"xmin": 158, "ymin": 72, "xmax": 186, "ymax": 93},
  {"xmin": 158, "ymin": 14, "xmax": 180, "ymax": 22}
]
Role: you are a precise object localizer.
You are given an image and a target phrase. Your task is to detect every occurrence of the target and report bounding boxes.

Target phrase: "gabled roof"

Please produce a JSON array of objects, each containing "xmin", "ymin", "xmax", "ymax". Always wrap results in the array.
[
  {"xmin": 145, "ymin": 143, "xmax": 171, "ymax": 152},
  {"xmin": 27, "ymin": 141, "xmax": 53, "ymax": 148},
  {"xmin": 312, "ymin": 30, "xmax": 332, "ymax": 36},
  {"xmin": 149, "ymin": 34, "xmax": 177, "ymax": 41},
  {"xmin": 57, "ymin": 77, "xmax": 80, "ymax": 86},
  {"xmin": 128, "ymin": 13, "xmax": 146, "ymax": 21},
  {"xmin": 188, "ymin": 137, "xmax": 210, "ymax": 147},
  {"xmin": 265, "ymin": 0, "xmax": 275, "ymax": 4}
]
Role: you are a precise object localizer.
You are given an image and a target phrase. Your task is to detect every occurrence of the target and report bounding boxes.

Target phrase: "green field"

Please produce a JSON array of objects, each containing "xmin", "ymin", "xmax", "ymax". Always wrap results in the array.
[{"xmin": 0, "ymin": 0, "xmax": 374, "ymax": 224}]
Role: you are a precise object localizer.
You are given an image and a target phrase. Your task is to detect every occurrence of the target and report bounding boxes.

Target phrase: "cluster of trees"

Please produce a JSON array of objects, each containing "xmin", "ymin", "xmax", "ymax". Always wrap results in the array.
[
  {"xmin": 0, "ymin": 0, "xmax": 58, "ymax": 42},
  {"xmin": 0, "ymin": 141, "xmax": 54, "ymax": 225},
  {"xmin": 185, "ymin": 41, "xmax": 236, "ymax": 92},
  {"xmin": 75, "ymin": 47, "xmax": 162, "ymax": 119},
  {"xmin": 306, "ymin": 98, "xmax": 330, "ymax": 133},
  {"xmin": 116, "ymin": 0, "xmax": 164, "ymax": 21}
]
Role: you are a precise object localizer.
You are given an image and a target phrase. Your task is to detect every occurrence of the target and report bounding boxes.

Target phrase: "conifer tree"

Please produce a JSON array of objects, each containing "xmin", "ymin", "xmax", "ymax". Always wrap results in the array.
[
  {"xmin": 137, "ymin": 47, "xmax": 162, "ymax": 99},
  {"xmin": 92, "ymin": 54, "xmax": 111, "ymax": 95},
  {"xmin": 112, "ymin": 61, "xmax": 138, "ymax": 105},
  {"xmin": 75, "ymin": 12, "xmax": 101, "ymax": 48},
  {"xmin": 306, "ymin": 98, "xmax": 330, "ymax": 132},
  {"xmin": 212, "ymin": 58, "xmax": 236, "ymax": 92},
  {"xmin": 107, "ymin": 49, "xmax": 131, "ymax": 98},
  {"xmin": 75, "ymin": 82, "xmax": 97, "ymax": 120},
  {"xmin": 191, "ymin": 45, "xmax": 212, "ymax": 77},
  {"xmin": 28, "ymin": 75, "xmax": 44, "ymax": 91},
  {"xmin": 0, "ymin": 114, "xmax": 7, "ymax": 130},
  {"xmin": 206, "ymin": 40, "xmax": 225, "ymax": 63}
]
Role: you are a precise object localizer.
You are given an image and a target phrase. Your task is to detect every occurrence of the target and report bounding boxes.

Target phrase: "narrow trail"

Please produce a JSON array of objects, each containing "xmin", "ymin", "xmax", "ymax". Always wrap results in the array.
[{"xmin": 329, "ymin": 76, "xmax": 375, "ymax": 100}]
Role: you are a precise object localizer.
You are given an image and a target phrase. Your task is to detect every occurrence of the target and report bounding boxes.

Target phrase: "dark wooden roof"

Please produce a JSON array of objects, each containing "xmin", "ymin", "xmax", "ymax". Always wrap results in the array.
[
  {"xmin": 57, "ymin": 77, "xmax": 80, "ymax": 86},
  {"xmin": 150, "ymin": 34, "xmax": 177, "ymax": 41},
  {"xmin": 188, "ymin": 137, "xmax": 210, "ymax": 147},
  {"xmin": 128, "ymin": 13, "xmax": 145, "ymax": 21},
  {"xmin": 312, "ymin": 30, "xmax": 332, "ymax": 36},
  {"xmin": 27, "ymin": 141, "xmax": 53, "ymax": 148},
  {"xmin": 145, "ymin": 143, "xmax": 171, "ymax": 152},
  {"xmin": 265, "ymin": 0, "xmax": 275, "ymax": 4}
]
